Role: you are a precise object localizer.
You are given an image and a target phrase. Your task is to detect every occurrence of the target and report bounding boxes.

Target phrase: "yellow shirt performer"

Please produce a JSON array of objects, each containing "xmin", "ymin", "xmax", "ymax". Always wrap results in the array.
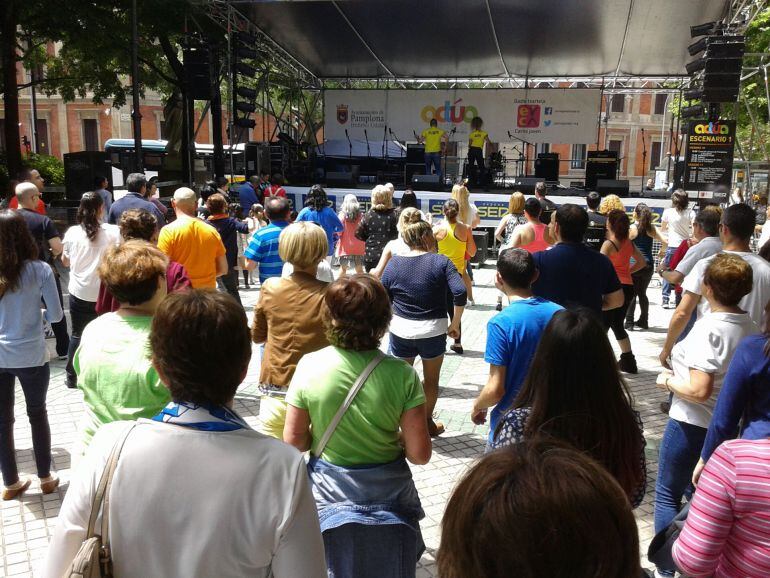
[
  {"xmin": 419, "ymin": 119, "xmax": 448, "ymax": 181},
  {"xmin": 468, "ymin": 116, "xmax": 490, "ymax": 189}
]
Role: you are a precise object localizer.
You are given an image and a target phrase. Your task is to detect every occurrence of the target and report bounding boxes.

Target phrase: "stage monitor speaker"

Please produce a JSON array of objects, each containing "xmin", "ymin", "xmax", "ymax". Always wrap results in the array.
[
  {"xmin": 244, "ymin": 142, "xmax": 271, "ymax": 180},
  {"xmin": 406, "ymin": 144, "xmax": 425, "ymax": 164},
  {"xmin": 597, "ymin": 179, "xmax": 630, "ymax": 197},
  {"xmin": 534, "ymin": 153, "xmax": 560, "ymax": 182},
  {"xmin": 585, "ymin": 151, "xmax": 618, "ymax": 190},
  {"xmin": 64, "ymin": 151, "xmax": 113, "ymax": 200},
  {"xmin": 412, "ymin": 174, "xmax": 442, "ymax": 191},
  {"xmin": 512, "ymin": 177, "xmax": 544, "ymax": 195},
  {"xmin": 325, "ymin": 171, "xmax": 354, "ymax": 188},
  {"xmin": 405, "ymin": 163, "xmax": 424, "ymax": 184}
]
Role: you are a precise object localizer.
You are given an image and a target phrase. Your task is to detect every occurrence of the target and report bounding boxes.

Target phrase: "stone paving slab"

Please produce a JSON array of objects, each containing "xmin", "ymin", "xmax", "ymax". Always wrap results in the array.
[{"xmin": 0, "ymin": 265, "xmax": 674, "ymax": 577}]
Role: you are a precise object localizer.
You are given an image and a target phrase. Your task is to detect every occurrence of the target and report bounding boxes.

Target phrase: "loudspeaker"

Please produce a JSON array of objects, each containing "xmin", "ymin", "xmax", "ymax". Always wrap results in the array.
[
  {"xmin": 597, "ymin": 179, "xmax": 630, "ymax": 197},
  {"xmin": 405, "ymin": 163, "xmax": 424, "ymax": 184},
  {"xmin": 471, "ymin": 231, "xmax": 489, "ymax": 267},
  {"xmin": 534, "ymin": 153, "xmax": 560, "ymax": 182},
  {"xmin": 184, "ymin": 47, "xmax": 212, "ymax": 101},
  {"xmin": 406, "ymin": 144, "xmax": 425, "ymax": 164},
  {"xmin": 412, "ymin": 174, "xmax": 442, "ymax": 191},
  {"xmin": 64, "ymin": 152, "xmax": 113, "ymax": 200},
  {"xmin": 244, "ymin": 142, "xmax": 271, "ymax": 180},
  {"xmin": 511, "ymin": 177, "xmax": 543, "ymax": 195},
  {"xmin": 585, "ymin": 150, "xmax": 618, "ymax": 190},
  {"xmin": 326, "ymin": 171, "xmax": 354, "ymax": 187}
]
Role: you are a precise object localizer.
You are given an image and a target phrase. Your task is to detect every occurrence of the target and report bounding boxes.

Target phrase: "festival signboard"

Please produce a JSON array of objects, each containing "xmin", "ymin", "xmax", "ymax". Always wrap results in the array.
[
  {"xmin": 683, "ymin": 119, "xmax": 736, "ymax": 191},
  {"xmin": 324, "ymin": 89, "xmax": 601, "ymax": 144}
]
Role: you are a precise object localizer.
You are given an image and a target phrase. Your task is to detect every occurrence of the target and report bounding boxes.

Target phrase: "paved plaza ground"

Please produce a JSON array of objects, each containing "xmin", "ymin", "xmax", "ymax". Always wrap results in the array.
[{"xmin": 0, "ymin": 263, "xmax": 675, "ymax": 577}]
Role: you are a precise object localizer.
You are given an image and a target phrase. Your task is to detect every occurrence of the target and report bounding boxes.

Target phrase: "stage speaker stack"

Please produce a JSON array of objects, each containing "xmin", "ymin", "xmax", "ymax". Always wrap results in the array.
[
  {"xmin": 534, "ymin": 153, "xmax": 560, "ymax": 183},
  {"xmin": 64, "ymin": 151, "xmax": 113, "ymax": 200},
  {"xmin": 585, "ymin": 151, "xmax": 618, "ymax": 191},
  {"xmin": 412, "ymin": 174, "xmax": 441, "ymax": 191},
  {"xmin": 244, "ymin": 142, "xmax": 271, "ymax": 180},
  {"xmin": 406, "ymin": 144, "xmax": 425, "ymax": 164},
  {"xmin": 596, "ymin": 179, "xmax": 630, "ymax": 197}
]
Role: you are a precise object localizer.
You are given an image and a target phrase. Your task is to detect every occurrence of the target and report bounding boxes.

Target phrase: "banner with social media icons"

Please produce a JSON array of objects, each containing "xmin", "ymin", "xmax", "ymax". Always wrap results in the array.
[{"xmin": 324, "ymin": 89, "xmax": 601, "ymax": 144}]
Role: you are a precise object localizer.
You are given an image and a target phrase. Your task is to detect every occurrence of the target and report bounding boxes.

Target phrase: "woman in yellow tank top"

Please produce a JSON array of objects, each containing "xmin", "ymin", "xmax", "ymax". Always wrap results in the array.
[{"xmin": 435, "ymin": 199, "xmax": 476, "ymax": 354}]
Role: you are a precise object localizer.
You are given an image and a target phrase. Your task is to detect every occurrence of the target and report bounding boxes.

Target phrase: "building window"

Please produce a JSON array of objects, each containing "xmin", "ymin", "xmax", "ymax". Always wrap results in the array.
[
  {"xmin": 650, "ymin": 141, "xmax": 663, "ymax": 171},
  {"xmin": 536, "ymin": 142, "xmax": 550, "ymax": 155},
  {"xmin": 0, "ymin": 119, "xmax": 5, "ymax": 152},
  {"xmin": 654, "ymin": 94, "xmax": 668, "ymax": 116},
  {"xmin": 83, "ymin": 119, "xmax": 99, "ymax": 151},
  {"xmin": 610, "ymin": 94, "xmax": 625, "ymax": 113},
  {"xmin": 35, "ymin": 119, "xmax": 49, "ymax": 154},
  {"xmin": 608, "ymin": 139, "xmax": 623, "ymax": 155},
  {"xmin": 571, "ymin": 144, "xmax": 587, "ymax": 169}
]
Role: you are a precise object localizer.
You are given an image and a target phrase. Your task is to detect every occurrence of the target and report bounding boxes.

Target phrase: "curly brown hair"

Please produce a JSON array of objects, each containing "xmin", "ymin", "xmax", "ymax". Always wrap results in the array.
[
  {"xmin": 119, "ymin": 208, "xmax": 158, "ymax": 241},
  {"xmin": 0, "ymin": 210, "xmax": 38, "ymax": 298},
  {"xmin": 151, "ymin": 290, "xmax": 251, "ymax": 406},
  {"xmin": 205, "ymin": 193, "xmax": 228, "ymax": 216},
  {"xmin": 323, "ymin": 275, "xmax": 392, "ymax": 351}
]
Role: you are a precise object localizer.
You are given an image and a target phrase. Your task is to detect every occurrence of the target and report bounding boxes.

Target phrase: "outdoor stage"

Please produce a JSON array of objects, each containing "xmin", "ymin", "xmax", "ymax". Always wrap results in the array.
[{"xmin": 283, "ymin": 185, "xmax": 672, "ymax": 227}]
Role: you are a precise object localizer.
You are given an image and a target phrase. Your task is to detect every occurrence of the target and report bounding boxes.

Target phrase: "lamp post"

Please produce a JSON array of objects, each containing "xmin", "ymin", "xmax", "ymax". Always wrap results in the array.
[{"xmin": 131, "ymin": 0, "xmax": 143, "ymax": 172}]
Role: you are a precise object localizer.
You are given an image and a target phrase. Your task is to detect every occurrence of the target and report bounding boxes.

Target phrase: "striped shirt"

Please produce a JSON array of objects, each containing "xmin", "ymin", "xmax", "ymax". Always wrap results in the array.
[
  {"xmin": 673, "ymin": 439, "xmax": 770, "ymax": 577},
  {"xmin": 243, "ymin": 221, "xmax": 289, "ymax": 284}
]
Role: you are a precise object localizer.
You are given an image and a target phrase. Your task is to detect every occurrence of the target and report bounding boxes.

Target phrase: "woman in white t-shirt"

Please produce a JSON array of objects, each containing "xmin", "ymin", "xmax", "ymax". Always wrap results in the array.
[
  {"xmin": 652, "ymin": 254, "xmax": 757, "ymax": 578},
  {"xmin": 61, "ymin": 192, "xmax": 120, "ymax": 389},
  {"xmin": 660, "ymin": 190, "xmax": 694, "ymax": 308}
]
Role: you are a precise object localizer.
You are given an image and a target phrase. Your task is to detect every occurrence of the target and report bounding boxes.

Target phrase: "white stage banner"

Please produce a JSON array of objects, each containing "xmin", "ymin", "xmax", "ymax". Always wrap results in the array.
[{"xmin": 324, "ymin": 89, "xmax": 601, "ymax": 144}]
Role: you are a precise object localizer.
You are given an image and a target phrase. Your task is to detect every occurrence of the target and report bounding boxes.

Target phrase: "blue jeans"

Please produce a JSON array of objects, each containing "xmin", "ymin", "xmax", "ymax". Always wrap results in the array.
[
  {"xmin": 661, "ymin": 246, "xmax": 677, "ymax": 304},
  {"xmin": 324, "ymin": 523, "xmax": 420, "ymax": 578},
  {"xmin": 654, "ymin": 418, "xmax": 707, "ymax": 535},
  {"xmin": 65, "ymin": 295, "xmax": 98, "ymax": 388},
  {"xmin": 424, "ymin": 153, "xmax": 441, "ymax": 180},
  {"xmin": 0, "ymin": 365, "xmax": 52, "ymax": 486}
]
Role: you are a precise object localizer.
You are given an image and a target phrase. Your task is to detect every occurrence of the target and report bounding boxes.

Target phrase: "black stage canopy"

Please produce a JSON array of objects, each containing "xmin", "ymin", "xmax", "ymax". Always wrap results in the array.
[{"xmin": 240, "ymin": 0, "xmax": 731, "ymax": 81}]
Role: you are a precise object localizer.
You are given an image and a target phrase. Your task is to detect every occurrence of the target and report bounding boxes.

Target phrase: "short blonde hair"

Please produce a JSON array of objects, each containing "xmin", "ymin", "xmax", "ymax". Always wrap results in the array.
[
  {"xmin": 397, "ymin": 207, "xmax": 420, "ymax": 232},
  {"xmin": 278, "ymin": 222, "xmax": 328, "ymax": 268},
  {"xmin": 599, "ymin": 194, "xmax": 625, "ymax": 215},
  {"xmin": 372, "ymin": 185, "xmax": 393, "ymax": 211},
  {"xmin": 508, "ymin": 191, "xmax": 525, "ymax": 215}
]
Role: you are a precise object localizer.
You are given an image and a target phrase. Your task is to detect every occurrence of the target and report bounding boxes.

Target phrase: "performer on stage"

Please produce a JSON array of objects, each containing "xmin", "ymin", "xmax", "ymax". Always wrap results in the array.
[
  {"xmin": 468, "ymin": 117, "xmax": 490, "ymax": 188},
  {"xmin": 419, "ymin": 119, "xmax": 448, "ymax": 181}
]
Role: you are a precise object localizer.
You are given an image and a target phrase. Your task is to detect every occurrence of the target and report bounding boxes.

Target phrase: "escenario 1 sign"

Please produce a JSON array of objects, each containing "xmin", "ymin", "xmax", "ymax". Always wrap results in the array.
[{"xmin": 683, "ymin": 119, "xmax": 736, "ymax": 192}]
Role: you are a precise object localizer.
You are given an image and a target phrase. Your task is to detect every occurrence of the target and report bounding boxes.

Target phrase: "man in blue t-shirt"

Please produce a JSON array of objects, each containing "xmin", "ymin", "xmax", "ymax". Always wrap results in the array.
[
  {"xmin": 244, "ymin": 196, "xmax": 291, "ymax": 284},
  {"xmin": 237, "ymin": 176, "xmax": 261, "ymax": 214},
  {"xmin": 471, "ymin": 248, "xmax": 563, "ymax": 440},
  {"xmin": 532, "ymin": 204, "xmax": 623, "ymax": 314}
]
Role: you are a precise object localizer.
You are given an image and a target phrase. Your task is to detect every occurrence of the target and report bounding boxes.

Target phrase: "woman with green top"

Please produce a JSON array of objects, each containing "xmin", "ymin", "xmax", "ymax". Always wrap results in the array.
[
  {"xmin": 284, "ymin": 274, "xmax": 432, "ymax": 578},
  {"xmin": 73, "ymin": 240, "xmax": 170, "ymax": 460}
]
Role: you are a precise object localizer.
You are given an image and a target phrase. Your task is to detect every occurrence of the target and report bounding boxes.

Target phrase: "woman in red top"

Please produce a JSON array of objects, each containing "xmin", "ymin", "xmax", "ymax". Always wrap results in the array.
[
  {"xmin": 336, "ymin": 194, "xmax": 366, "ymax": 275},
  {"xmin": 601, "ymin": 210, "xmax": 647, "ymax": 374},
  {"xmin": 509, "ymin": 198, "xmax": 553, "ymax": 253}
]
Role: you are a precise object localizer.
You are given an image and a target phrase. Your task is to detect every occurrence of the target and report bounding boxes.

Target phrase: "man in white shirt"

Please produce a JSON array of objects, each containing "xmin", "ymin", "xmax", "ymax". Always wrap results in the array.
[
  {"xmin": 659, "ymin": 207, "xmax": 722, "ymax": 286},
  {"xmin": 660, "ymin": 203, "xmax": 770, "ymax": 368}
]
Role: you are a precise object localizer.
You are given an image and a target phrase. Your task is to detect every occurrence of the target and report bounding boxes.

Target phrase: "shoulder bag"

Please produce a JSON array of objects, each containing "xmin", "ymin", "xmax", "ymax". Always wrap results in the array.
[
  {"xmin": 313, "ymin": 351, "xmax": 385, "ymax": 457},
  {"xmin": 66, "ymin": 423, "xmax": 137, "ymax": 578}
]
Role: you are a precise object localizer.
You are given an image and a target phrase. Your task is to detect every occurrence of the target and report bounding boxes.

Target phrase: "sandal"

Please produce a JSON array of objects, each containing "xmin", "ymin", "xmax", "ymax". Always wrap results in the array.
[{"xmin": 450, "ymin": 343, "xmax": 464, "ymax": 355}]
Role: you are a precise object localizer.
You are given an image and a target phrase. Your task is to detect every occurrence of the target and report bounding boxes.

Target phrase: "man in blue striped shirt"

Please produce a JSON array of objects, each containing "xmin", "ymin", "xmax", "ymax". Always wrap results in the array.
[{"xmin": 244, "ymin": 197, "xmax": 292, "ymax": 284}]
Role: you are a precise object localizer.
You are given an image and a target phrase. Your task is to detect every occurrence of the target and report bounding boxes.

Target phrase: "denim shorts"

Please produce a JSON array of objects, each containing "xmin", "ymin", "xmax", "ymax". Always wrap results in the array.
[{"xmin": 389, "ymin": 333, "xmax": 446, "ymax": 360}]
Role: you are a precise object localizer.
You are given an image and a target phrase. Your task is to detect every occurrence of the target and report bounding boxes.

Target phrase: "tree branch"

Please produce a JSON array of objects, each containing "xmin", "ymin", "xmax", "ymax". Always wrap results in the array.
[
  {"xmin": 158, "ymin": 34, "xmax": 184, "ymax": 82},
  {"xmin": 137, "ymin": 55, "xmax": 179, "ymax": 87}
]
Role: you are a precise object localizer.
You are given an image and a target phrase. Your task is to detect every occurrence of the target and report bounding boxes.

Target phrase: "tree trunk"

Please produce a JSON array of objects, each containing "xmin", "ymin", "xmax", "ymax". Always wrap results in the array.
[{"xmin": 1, "ymin": 0, "xmax": 23, "ymax": 180}]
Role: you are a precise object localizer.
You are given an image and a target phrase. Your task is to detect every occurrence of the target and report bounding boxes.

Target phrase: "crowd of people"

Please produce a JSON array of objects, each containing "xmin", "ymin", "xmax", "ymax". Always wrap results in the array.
[{"xmin": 2, "ymin": 166, "xmax": 770, "ymax": 577}]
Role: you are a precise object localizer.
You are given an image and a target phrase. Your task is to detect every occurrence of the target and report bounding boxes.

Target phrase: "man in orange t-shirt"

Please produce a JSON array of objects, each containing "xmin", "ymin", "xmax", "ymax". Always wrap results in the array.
[{"xmin": 157, "ymin": 187, "xmax": 227, "ymax": 289}]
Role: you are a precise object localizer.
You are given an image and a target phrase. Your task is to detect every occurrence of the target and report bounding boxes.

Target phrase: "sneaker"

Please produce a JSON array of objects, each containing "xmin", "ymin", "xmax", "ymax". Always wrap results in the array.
[
  {"xmin": 2, "ymin": 478, "xmax": 31, "ymax": 501},
  {"xmin": 40, "ymin": 475, "xmax": 60, "ymax": 495},
  {"xmin": 624, "ymin": 320, "xmax": 635, "ymax": 330},
  {"xmin": 618, "ymin": 352, "xmax": 638, "ymax": 374},
  {"xmin": 635, "ymin": 319, "xmax": 649, "ymax": 330},
  {"xmin": 428, "ymin": 419, "xmax": 445, "ymax": 437},
  {"xmin": 450, "ymin": 343, "xmax": 464, "ymax": 355}
]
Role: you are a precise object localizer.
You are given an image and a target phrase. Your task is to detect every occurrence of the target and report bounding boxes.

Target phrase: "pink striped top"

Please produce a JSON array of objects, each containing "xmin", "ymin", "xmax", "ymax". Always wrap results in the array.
[{"xmin": 673, "ymin": 438, "xmax": 770, "ymax": 577}]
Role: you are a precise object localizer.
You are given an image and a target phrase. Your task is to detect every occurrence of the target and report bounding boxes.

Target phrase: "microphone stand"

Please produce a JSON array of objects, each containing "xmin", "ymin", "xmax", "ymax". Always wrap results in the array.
[
  {"xmin": 508, "ymin": 131, "xmax": 526, "ymax": 178},
  {"xmin": 364, "ymin": 129, "xmax": 371, "ymax": 159},
  {"xmin": 444, "ymin": 127, "xmax": 456, "ymax": 187},
  {"xmin": 345, "ymin": 128, "xmax": 352, "ymax": 166}
]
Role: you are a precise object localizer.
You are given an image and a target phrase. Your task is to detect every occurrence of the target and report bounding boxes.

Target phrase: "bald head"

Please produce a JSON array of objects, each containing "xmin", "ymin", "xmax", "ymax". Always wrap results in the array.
[
  {"xmin": 172, "ymin": 187, "xmax": 197, "ymax": 216},
  {"xmin": 15, "ymin": 182, "xmax": 39, "ymax": 209}
]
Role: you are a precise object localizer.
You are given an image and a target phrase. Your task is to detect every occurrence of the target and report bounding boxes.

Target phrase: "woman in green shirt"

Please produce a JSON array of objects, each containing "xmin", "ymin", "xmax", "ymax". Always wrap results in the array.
[
  {"xmin": 284, "ymin": 274, "xmax": 431, "ymax": 578},
  {"xmin": 73, "ymin": 240, "xmax": 171, "ymax": 458}
]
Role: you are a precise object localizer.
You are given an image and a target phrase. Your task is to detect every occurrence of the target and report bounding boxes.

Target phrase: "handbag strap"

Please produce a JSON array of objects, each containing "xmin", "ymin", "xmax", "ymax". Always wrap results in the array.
[
  {"xmin": 314, "ymin": 351, "xmax": 385, "ymax": 457},
  {"xmin": 85, "ymin": 423, "xmax": 137, "ymax": 542}
]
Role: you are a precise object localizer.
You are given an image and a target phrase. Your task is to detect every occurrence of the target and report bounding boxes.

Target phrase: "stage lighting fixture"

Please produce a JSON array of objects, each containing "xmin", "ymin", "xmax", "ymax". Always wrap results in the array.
[
  {"xmin": 234, "ymin": 117, "xmax": 256, "ymax": 129},
  {"xmin": 684, "ymin": 87, "xmax": 702, "ymax": 100},
  {"xmin": 235, "ymin": 101, "xmax": 256, "ymax": 114},
  {"xmin": 681, "ymin": 103, "xmax": 705, "ymax": 119},
  {"xmin": 688, "ymin": 37, "xmax": 708, "ymax": 56},
  {"xmin": 686, "ymin": 57, "xmax": 706, "ymax": 75},
  {"xmin": 236, "ymin": 86, "xmax": 257, "ymax": 100},
  {"xmin": 691, "ymin": 21, "xmax": 718, "ymax": 38},
  {"xmin": 236, "ymin": 62, "xmax": 256, "ymax": 78},
  {"xmin": 237, "ymin": 47, "xmax": 258, "ymax": 61}
]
